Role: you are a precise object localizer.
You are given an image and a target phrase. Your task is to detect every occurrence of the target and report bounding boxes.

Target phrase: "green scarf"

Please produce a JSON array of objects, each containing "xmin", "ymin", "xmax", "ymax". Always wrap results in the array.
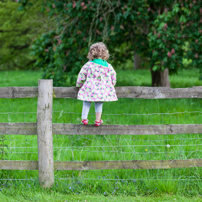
[{"xmin": 91, "ymin": 58, "xmax": 108, "ymax": 67}]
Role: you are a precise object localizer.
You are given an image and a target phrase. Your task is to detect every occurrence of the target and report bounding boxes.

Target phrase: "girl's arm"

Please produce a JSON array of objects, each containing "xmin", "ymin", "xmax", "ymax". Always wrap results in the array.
[
  {"xmin": 109, "ymin": 65, "xmax": 117, "ymax": 86},
  {"xmin": 76, "ymin": 63, "xmax": 89, "ymax": 87}
]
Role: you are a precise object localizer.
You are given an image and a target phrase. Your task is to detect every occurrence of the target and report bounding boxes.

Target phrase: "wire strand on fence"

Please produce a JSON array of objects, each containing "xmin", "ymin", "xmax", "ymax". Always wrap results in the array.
[
  {"xmin": 53, "ymin": 136, "xmax": 202, "ymax": 142},
  {"xmin": 53, "ymin": 149, "xmax": 202, "ymax": 154},
  {"xmin": 0, "ymin": 152, "xmax": 38, "ymax": 154},
  {"xmin": 1, "ymin": 110, "xmax": 202, "ymax": 116},
  {"xmin": 53, "ymin": 110, "xmax": 202, "ymax": 116},
  {"xmin": 58, "ymin": 178, "xmax": 202, "ymax": 181},
  {"xmin": 52, "ymin": 144, "xmax": 202, "ymax": 148},
  {"xmin": 0, "ymin": 178, "xmax": 201, "ymax": 181},
  {"xmin": 0, "ymin": 112, "xmax": 36, "ymax": 115},
  {"xmin": 0, "ymin": 179, "xmax": 36, "ymax": 181},
  {"xmin": 0, "ymin": 110, "xmax": 202, "ymax": 184},
  {"xmin": 1, "ymin": 141, "xmax": 202, "ymax": 149}
]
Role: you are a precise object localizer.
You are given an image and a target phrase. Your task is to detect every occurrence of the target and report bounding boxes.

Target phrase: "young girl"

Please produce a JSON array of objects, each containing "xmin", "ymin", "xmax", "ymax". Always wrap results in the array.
[{"xmin": 76, "ymin": 42, "xmax": 118, "ymax": 126}]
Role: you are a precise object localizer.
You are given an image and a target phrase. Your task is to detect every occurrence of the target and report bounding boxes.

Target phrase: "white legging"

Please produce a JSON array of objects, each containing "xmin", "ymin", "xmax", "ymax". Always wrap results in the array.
[{"xmin": 82, "ymin": 101, "xmax": 103, "ymax": 119}]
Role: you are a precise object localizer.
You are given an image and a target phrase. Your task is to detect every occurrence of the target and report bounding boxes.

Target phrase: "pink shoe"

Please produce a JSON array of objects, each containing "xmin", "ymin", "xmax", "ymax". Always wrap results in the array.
[
  {"xmin": 81, "ymin": 119, "xmax": 88, "ymax": 125},
  {"xmin": 95, "ymin": 119, "xmax": 103, "ymax": 127}
]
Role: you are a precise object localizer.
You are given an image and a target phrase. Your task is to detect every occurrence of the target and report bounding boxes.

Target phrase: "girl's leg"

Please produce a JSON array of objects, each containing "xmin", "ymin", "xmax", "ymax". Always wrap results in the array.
[
  {"xmin": 95, "ymin": 102, "xmax": 103, "ymax": 122},
  {"xmin": 82, "ymin": 101, "xmax": 92, "ymax": 120}
]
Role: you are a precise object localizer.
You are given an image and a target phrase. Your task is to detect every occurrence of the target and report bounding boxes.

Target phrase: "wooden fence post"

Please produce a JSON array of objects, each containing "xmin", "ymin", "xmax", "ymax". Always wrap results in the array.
[{"xmin": 37, "ymin": 79, "xmax": 54, "ymax": 188}]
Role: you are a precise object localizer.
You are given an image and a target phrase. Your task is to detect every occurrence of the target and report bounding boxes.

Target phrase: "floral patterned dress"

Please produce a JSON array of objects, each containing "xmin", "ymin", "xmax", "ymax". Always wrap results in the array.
[{"xmin": 76, "ymin": 59, "xmax": 118, "ymax": 102}]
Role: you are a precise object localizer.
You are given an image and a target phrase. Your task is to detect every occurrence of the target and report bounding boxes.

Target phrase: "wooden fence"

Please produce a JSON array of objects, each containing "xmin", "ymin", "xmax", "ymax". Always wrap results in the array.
[{"xmin": 0, "ymin": 80, "xmax": 202, "ymax": 188}]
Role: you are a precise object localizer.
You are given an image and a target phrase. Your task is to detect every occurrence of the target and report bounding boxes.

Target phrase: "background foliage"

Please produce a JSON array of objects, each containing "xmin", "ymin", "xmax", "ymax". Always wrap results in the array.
[
  {"xmin": 12, "ymin": 0, "xmax": 202, "ymax": 86},
  {"xmin": 0, "ymin": 0, "xmax": 56, "ymax": 70}
]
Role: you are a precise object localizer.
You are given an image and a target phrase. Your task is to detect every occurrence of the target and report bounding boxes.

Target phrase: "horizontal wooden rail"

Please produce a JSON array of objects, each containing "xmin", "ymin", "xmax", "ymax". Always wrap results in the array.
[
  {"xmin": 0, "ymin": 87, "xmax": 38, "ymax": 98},
  {"xmin": 1, "ymin": 81, "xmax": 201, "ymax": 186},
  {"xmin": 1, "ymin": 159, "xmax": 202, "ymax": 170},
  {"xmin": 54, "ymin": 159, "xmax": 202, "ymax": 170},
  {"xmin": 0, "ymin": 86, "xmax": 202, "ymax": 99},
  {"xmin": 0, "ymin": 123, "xmax": 37, "ymax": 135},
  {"xmin": 1, "ymin": 123, "xmax": 202, "ymax": 135},
  {"xmin": 53, "ymin": 86, "xmax": 202, "ymax": 99},
  {"xmin": 53, "ymin": 123, "xmax": 202, "ymax": 135},
  {"xmin": 0, "ymin": 160, "xmax": 38, "ymax": 170}
]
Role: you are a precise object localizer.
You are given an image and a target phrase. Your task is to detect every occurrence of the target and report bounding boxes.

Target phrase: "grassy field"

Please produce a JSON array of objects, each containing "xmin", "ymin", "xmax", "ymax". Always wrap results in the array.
[
  {"xmin": 1, "ymin": 188, "xmax": 202, "ymax": 202},
  {"xmin": 0, "ymin": 68, "xmax": 201, "ymax": 88},
  {"xmin": 0, "ymin": 68, "xmax": 202, "ymax": 201},
  {"xmin": 1, "ymin": 187, "xmax": 202, "ymax": 202}
]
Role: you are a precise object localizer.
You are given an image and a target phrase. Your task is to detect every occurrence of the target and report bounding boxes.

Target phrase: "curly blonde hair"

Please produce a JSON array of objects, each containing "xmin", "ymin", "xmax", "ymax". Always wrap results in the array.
[{"xmin": 87, "ymin": 42, "xmax": 109, "ymax": 61}]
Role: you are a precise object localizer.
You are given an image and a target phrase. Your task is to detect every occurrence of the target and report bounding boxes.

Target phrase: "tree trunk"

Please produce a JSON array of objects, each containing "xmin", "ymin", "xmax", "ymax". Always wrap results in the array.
[
  {"xmin": 134, "ymin": 52, "xmax": 141, "ymax": 70},
  {"xmin": 151, "ymin": 68, "xmax": 170, "ymax": 87}
]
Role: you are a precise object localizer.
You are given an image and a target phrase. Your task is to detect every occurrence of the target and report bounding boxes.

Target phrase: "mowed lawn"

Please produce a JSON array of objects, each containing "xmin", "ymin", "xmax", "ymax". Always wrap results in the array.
[
  {"xmin": 1, "ymin": 190, "xmax": 202, "ymax": 202},
  {"xmin": 0, "ymin": 68, "xmax": 202, "ymax": 201},
  {"xmin": 0, "ymin": 68, "xmax": 201, "ymax": 87}
]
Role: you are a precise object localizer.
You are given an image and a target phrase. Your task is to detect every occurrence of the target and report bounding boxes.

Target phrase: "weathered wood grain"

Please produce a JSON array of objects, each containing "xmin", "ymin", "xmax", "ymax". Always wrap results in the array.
[
  {"xmin": 37, "ymin": 79, "xmax": 54, "ymax": 188},
  {"xmin": 1, "ymin": 159, "xmax": 202, "ymax": 170},
  {"xmin": 0, "ymin": 87, "xmax": 38, "ymax": 98},
  {"xmin": 1, "ymin": 123, "xmax": 202, "ymax": 135},
  {"xmin": 115, "ymin": 86, "xmax": 202, "ymax": 99},
  {"xmin": 54, "ymin": 159, "xmax": 202, "ymax": 170},
  {"xmin": 0, "ymin": 123, "xmax": 37, "ymax": 135},
  {"xmin": 53, "ymin": 86, "xmax": 202, "ymax": 99},
  {"xmin": 0, "ymin": 160, "xmax": 38, "ymax": 170},
  {"xmin": 52, "ymin": 123, "xmax": 202, "ymax": 135},
  {"xmin": 53, "ymin": 87, "xmax": 78, "ymax": 99},
  {"xmin": 1, "ymin": 86, "xmax": 202, "ymax": 99}
]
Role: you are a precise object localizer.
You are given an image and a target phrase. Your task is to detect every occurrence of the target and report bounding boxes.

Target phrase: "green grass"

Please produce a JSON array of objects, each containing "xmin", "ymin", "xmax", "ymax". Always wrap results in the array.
[
  {"xmin": 0, "ymin": 70, "xmax": 41, "ymax": 87},
  {"xmin": 1, "ymin": 187, "xmax": 202, "ymax": 202},
  {"xmin": 0, "ymin": 68, "xmax": 201, "ymax": 87},
  {"xmin": 1, "ymin": 69, "xmax": 202, "ymax": 200},
  {"xmin": 117, "ymin": 68, "xmax": 202, "ymax": 87},
  {"xmin": 1, "ymin": 186, "xmax": 202, "ymax": 202}
]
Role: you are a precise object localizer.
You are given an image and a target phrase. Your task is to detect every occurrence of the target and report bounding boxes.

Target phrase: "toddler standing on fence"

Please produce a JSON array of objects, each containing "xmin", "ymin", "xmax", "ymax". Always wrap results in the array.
[{"xmin": 76, "ymin": 42, "xmax": 118, "ymax": 126}]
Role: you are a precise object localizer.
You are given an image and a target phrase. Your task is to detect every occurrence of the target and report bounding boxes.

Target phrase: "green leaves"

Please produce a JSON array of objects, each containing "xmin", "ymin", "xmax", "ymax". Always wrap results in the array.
[
  {"xmin": 179, "ymin": 15, "xmax": 187, "ymax": 23},
  {"xmin": 153, "ymin": 51, "xmax": 158, "ymax": 57},
  {"xmin": 148, "ymin": 0, "xmax": 202, "ymax": 76},
  {"xmin": 173, "ymin": 4, "xmax": 179, "ymax": 13},
  {"xmin": 17, "ymin": 0, "xmax": 202, "ymax": 86},
  {"xmin": 0, "ymin": 0, "xmax": 48, "ymax": 70}
]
